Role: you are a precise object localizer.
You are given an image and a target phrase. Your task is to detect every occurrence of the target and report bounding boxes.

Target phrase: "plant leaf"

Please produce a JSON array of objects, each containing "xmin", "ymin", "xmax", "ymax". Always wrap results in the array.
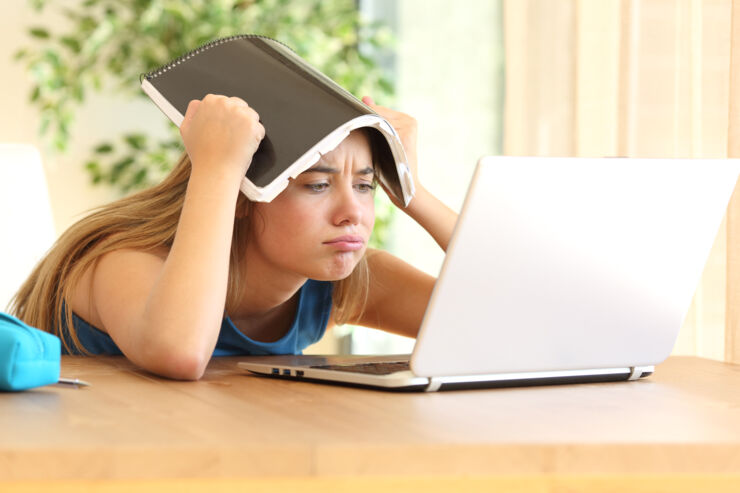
[
  {"xmin": 60, "ymin": 36, "xmax": 81, "ymax": 53},
  {"xmin": 124, "ymin": 134, "xmax": 146, "ymax": 150},
  {"xmin": 29, "ymin": 27, "xmax": 50, "ymax": 39},
  {"xmin": 94, "ymin": 143, "xmax": 114, "ymax": 154}
]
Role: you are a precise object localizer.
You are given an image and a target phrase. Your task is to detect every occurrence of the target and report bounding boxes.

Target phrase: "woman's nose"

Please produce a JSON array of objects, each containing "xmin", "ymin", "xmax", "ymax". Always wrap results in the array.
[{"xmin": 332, "ymin": 184, "xmax": 362, "ymax": 226}]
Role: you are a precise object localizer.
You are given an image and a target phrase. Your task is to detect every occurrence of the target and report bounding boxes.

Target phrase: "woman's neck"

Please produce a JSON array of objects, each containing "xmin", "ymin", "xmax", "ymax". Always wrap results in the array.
[
  {"xmin": 228, "ymin": 288, "xmax": 302, "ymax": 343},
  {"xmin": 229, "ymin": 241, "xmax": 308, "ymax": 319},
  {"xmin": 226, "ymin": 260, "xmax": 307, "ymax": 342}
]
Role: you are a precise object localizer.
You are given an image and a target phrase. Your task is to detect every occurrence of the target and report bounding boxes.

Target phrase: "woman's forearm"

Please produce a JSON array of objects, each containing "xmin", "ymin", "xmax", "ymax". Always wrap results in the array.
[
  {"xmin": 125, "ymin": 95, "xmax": 264, "ymax": 379},
  {"xmin": 403, "ymin": 185, "xmax": 458, "ymax": 252},
  {"xmin": 136, "ymin": 166, "xmax": 243, "ymax": 378}
]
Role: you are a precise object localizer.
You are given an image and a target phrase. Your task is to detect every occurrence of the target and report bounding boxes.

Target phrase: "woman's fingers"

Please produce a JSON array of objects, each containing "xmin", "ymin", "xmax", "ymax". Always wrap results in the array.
[
  {"xmin": 228, "ymin": 96, "xmax": 248, "ymax": 106},
  {"xmin": 362, "ymin": 96, "xmax": 417, "ymax": 139},
  {"xmin": 180, "ymin": 93, "xmax": 266, "ymax": 177},
  {"xmin": 185, "ymin": 98, "xmax": 202, "ymax": 116},
  {"xmin": 362, "ymin": 95, "xmax": 420, "ymax": 192},
  {"xmin": 180, "ymin": 99, "xmax": 202, "ymax": 134}
]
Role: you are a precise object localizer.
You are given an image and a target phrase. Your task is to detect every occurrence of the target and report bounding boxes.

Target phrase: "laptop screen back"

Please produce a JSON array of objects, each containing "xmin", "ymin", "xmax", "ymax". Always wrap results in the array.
[{"xmin": 411, "ymin": 157, "xmax": 740, "ymax": 377}]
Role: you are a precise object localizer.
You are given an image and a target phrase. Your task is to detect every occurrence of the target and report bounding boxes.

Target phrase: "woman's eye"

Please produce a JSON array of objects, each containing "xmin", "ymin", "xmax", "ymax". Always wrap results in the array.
[
  {"xmin": 306, "ymin": 183, "xmax": 329, "ymax": 192},
  {"xmin": 355, "ymin": 182, "xmax": 377, "ymax": 193}
]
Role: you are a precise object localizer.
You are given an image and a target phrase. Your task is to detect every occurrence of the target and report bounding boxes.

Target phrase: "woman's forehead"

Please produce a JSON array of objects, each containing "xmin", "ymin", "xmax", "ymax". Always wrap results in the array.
[
  {"xmin": 312, "ymin": 130, "xmax": 373, "ymax": 167},
  {"xmin": 331, "ymin": 130, "xmax": 372, "ymax": 155}
]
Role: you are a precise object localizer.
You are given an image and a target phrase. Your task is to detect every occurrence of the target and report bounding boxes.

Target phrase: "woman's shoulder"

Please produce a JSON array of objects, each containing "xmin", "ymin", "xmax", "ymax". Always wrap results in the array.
[
  {"xmin": 69, "ymin": 246, "xmax": 170, "ymax": 331},
  {"xmin": 111, "ymin": 245, "xmax": 170, "ymax": 261}
]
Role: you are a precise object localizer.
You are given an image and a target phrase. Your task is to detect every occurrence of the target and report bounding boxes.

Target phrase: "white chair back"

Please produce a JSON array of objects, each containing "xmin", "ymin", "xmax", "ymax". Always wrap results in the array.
[{"xmin": 0, "ymin": 144, "xmax": 56, "ymax": 311}]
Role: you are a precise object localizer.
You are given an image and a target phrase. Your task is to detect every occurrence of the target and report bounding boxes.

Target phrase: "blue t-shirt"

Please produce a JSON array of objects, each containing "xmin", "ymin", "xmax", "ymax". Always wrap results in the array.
[{"xmin": 62, "ymin": 279, "xmax": 333, "ymax": 356}]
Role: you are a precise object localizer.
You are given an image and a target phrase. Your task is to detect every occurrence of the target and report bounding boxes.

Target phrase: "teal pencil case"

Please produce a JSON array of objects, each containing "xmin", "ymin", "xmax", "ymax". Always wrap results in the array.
[{"xmin": 0, "ymin": 312, "xmax": 60, "ymax": 391}]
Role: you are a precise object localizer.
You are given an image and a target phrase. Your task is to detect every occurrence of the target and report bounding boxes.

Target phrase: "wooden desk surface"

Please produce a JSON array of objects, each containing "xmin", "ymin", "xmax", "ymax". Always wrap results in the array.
[{"xmin": 2, "ymin": 355, "xmax": 740, "ymax": 490}]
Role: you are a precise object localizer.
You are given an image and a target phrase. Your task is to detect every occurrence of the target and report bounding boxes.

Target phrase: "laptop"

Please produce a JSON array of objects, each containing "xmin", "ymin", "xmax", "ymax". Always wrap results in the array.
[{"xmin": 238, "ymin": 156, "xmax": 740, "ymax": 391}]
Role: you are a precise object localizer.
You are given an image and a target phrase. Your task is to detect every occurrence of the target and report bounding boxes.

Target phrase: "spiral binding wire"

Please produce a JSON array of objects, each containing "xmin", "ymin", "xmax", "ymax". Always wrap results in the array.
[{"xmin": 140, "ymin": 34, "xmax": 295, "ymax": 82}]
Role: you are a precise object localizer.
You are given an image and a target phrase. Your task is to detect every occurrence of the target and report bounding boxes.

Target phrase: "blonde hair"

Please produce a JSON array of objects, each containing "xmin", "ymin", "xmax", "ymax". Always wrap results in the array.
[{"xmin": 9, "ymin": 152, "xmax": 370, "ymax": 354}]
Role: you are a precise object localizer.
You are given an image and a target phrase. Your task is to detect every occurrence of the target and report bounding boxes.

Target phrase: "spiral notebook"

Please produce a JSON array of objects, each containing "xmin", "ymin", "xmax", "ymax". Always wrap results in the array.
[{"xmin": 140, "ymin": 34, "xmax": 414, "ymax": 204}]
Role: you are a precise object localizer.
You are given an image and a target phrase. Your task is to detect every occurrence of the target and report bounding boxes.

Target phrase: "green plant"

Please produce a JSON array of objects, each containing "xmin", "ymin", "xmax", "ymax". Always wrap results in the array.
[{"xmin": 15, "ymin": 0, "xmax": 396, "ymax": 248}]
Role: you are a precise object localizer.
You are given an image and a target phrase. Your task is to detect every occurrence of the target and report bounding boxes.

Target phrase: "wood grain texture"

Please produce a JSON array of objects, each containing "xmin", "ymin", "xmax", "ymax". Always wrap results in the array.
[
  {"xmin": 1, "ymin": 356, "xmax": 739, "ymax": 483},
  {"xmin": 3, "ymin": 476, "xmax": 740, "ymax": 493}
]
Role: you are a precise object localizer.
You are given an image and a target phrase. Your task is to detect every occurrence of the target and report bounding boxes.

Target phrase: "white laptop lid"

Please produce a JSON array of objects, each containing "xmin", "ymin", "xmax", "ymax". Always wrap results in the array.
[{"xmin": 411, "ymin": 157, "xmax": 740, "ymax": 377}]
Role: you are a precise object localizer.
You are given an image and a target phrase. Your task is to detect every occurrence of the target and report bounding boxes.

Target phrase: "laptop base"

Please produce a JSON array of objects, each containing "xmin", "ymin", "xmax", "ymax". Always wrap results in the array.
[{"xmin": 238, "ymin": 356, "xmax": 654, "ymax": 392}]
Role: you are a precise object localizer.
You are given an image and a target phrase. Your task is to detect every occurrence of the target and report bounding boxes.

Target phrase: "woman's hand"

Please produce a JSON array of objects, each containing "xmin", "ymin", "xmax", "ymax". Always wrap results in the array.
[
  {"xmin": 362, "ymin": 96, "xmax": 420, "ymax": 203},
  {"xmin": 362, "ymin": 96, "xmax": 458, "ymax": 252},
  {"xmin": 180, "ymin": 94, "xmax": 265, "ymax": 179}
]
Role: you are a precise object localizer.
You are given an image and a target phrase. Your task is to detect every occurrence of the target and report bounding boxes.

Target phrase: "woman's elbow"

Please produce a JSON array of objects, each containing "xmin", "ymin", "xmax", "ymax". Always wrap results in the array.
[
  {"xmin": 139, "ymin": 345, "xmax": 210, "ymax": 381},
  {"xmin": 163, "ymin": 351, "xmax": 209, "ymax": 380}
]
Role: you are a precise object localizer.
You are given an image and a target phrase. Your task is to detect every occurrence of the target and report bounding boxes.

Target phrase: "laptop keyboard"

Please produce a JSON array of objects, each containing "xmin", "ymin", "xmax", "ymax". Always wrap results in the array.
[{"xmin": 310, "ymin": 361, "xmax": 410, "ymax": 375}]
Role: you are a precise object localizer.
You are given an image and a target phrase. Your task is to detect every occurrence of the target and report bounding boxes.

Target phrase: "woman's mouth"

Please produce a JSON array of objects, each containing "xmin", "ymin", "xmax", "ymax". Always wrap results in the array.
[{"xmin": 323, "ymin": 235, "xmax": 365, "ymax": 251}]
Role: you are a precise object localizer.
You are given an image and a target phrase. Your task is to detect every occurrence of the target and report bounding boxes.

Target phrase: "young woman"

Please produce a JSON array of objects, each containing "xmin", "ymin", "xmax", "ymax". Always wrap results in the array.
[{"xmin": 11, "ymin": 95, "xmax": 457, "ymax": 380}]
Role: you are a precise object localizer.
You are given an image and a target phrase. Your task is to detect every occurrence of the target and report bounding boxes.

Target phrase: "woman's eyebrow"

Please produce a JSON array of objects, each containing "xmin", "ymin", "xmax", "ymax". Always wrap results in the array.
[
  {"xmin": 301, "ymin": 165, "xmax": 375, "ymax": 176},
  {"xmin": 302, "ymin": 165, "xmax": 339, "ymax": 174}
]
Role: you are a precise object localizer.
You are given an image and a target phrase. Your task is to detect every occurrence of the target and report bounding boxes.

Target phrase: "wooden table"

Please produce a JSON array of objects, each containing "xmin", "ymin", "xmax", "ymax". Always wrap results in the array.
[{"xmin": 1, "ymin": 356, "xmax": 739, "ymax": 492}]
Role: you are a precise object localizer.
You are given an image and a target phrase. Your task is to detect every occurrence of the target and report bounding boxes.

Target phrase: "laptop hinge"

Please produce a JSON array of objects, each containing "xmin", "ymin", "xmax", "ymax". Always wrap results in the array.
[
  {"xmin": 425, "ymin": 377, "xmax": 443, "ymax": 392},
  {"xmin": 628, "ymin": 366, "xmax": 644, "ymax": 380}
]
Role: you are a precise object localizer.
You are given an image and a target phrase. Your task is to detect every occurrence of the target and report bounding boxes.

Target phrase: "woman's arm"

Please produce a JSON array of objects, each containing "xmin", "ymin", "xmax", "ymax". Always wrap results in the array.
[
  {"xmin": 349, "ymin": 249, "xmax": 435, "ymax": 339},
  {"xmin": 401, "ymin": 185, "xmax": 458, "ymax": 252},
  {"xmin": 85, "ymin": 95, "xmax": 264, "ymax": 380},
  {"xmin": 362, "ymin": 97, "xmax": 457, "ymax": 251}
]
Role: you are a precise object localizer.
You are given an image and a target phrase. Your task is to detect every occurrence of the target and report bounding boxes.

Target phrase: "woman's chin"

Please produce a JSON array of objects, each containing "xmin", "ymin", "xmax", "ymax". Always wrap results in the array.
[
  {"xmin": 314, "ymin": 268, "xmax": 356, "ymax": 282},
  {"xmin": 313, "ymin": 255, "xmax": 361, "ymax": 281}
]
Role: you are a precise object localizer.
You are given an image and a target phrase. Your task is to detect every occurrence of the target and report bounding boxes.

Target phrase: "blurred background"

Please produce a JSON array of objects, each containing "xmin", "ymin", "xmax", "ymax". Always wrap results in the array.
[{"xmin": 2, "ymin": 0, "xmax": 739, "ymax": 363}]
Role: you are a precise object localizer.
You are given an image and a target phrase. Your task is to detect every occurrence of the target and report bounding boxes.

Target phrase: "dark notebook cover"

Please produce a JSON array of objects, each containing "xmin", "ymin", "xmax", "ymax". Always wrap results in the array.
[{"xmin": 141, "ymin": 34, "xmax": 414, "ymax": 204}]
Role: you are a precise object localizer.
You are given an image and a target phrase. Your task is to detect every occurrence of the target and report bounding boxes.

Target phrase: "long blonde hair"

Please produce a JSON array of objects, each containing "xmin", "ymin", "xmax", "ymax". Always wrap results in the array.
[{"xmin": 10, "ymin": 151, "xmax": 370, "ymax": 354}]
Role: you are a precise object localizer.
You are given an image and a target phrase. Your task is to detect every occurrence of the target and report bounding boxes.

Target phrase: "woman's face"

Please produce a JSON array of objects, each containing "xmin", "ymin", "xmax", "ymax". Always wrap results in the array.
[{"xmin": 246, "ymin": 130, "xmax": 376, "ymax": 281}]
